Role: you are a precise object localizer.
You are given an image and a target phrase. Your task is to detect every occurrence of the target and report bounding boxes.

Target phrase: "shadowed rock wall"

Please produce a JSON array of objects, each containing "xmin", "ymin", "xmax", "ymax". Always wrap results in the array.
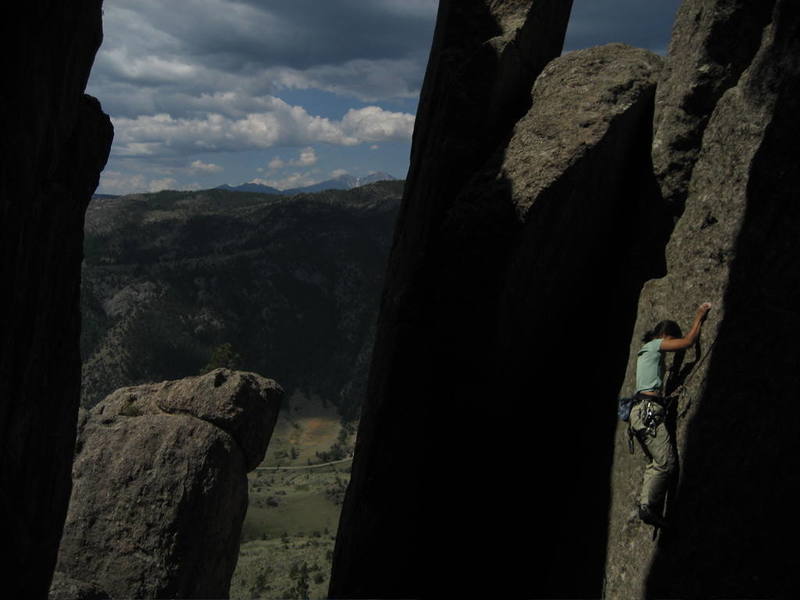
[
  {"xmin": 329, "ymin": 1, "xmax": 575, "ymax": 596},
  {"xmin": 486, "ymin": 44, "xmax": 664, "ymax": 596},
  {"xmin": 329, "ymin": 0, "xmax": 678, "ymax": 592},
  {"xmin": 606, "ymin": 1, "xmax": 800, "ymax": 598},
  {"xmin": 0, "ymin": 1, "xmax": 112, "ymax": 597}
]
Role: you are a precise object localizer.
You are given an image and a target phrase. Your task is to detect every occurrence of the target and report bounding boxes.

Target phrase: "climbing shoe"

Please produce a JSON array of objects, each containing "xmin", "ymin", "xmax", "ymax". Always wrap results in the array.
[{"xmin": 638, "ymin": 504, "xmax": 668, "ymax": 528}]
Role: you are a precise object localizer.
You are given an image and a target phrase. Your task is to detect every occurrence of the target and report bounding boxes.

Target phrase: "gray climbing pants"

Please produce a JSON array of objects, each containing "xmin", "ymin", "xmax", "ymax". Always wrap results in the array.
[{"xmin": 630, "ymin": 399, "xmax": 676, "ymax": 508}]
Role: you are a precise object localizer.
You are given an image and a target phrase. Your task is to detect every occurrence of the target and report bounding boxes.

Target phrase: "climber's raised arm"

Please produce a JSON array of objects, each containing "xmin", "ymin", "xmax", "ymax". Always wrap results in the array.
[{"xmin": 660, "ymin": 302, "xmax": 712, "ymax": 352}]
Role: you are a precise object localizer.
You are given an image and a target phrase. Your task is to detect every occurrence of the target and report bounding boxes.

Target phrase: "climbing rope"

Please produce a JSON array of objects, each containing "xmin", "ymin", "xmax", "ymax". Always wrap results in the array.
[{"xmin": 667, "ymin": 332, "xmax": 721, "ymax": 420}]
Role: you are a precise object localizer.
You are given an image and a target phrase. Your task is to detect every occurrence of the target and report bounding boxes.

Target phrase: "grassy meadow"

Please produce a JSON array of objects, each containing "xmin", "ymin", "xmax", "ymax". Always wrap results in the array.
[{"xmin": 230, "ymin": 391, "xmax": 355, "ymax": 599}]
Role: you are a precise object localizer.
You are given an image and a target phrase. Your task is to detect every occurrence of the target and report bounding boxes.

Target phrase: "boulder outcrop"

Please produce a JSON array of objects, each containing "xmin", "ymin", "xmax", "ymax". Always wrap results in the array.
[
  {"xmin": 607, "ymin": 2, "xmax": 800, "ymax": 598},
  {"xmin": 0, "ymin": 1, "xmax": 113, "ymax": 596},
  {"xmin": 330, "ymin": 5, "xmax": 665, "ymax": 593},
  {"xmin": 55, "ymin": 370, "xmax": 282, "ymax": 599}
]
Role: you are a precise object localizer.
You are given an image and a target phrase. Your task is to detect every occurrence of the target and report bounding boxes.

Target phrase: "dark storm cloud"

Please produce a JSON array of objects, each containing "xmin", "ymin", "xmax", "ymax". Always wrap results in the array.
[
  {"xmin": 566, "ymin": 0, "xmax": 682, "ymax": 53},
  {"xmin": 91, "ymin": 0, "xmax": 683, "ymax": 121},
  {"xmin": 174, "ymin": 0, "xmax": 439, "ymax": 71},
  {"xmin": 94, "ymin": 0, "xmax": 437, "ymax": 85},
  {"xmin": 90, "ymin": 0, "xmax": 439, "ymax": 118}
]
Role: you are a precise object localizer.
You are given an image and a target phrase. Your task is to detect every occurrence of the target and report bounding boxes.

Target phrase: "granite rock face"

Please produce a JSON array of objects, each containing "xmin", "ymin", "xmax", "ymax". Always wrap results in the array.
[
  {"xmin": 55, "ymin": 370, "xmax": 282, "ymax": 599},
  {"xmin": 48, "ymin": 572, "xmax": 109, "ymax": 600},
  {"xmin": 330, "ymin": 5, "xmax": 668, "ymax": 592},
  {"xmin": 606, "ymin": 1, "xmax": 800, "ymax": 598},
  {"xmin": 0, "ymin": 1, "xmax": 113, "ymax": 596},
  {"xmin": 651, "ymin": 0, "xmax": 774, "ymax": 211}
]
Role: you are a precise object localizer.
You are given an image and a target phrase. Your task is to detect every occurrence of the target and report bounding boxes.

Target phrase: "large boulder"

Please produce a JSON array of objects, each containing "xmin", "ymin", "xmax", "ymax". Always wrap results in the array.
[
  {"xmin": 606, "ymin": 2, "xmax": 800, "ymax": 598},
  {"xmin": 0, "ymin": 2, "xmax": 113, "ymax": 596},
  {"xmin": 55, "ymin": 370, "xmax": 282, "ymax": 599},
  {"xmin": 98, "ymin": 368, "xmax": 280, "ymax": 471}
]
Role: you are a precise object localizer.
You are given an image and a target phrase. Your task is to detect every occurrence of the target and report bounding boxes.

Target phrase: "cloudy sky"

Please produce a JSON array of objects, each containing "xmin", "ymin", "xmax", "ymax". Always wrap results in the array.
[{"xmin": 90, "ymin": 0, "xmax": 682, "ymax": 195}]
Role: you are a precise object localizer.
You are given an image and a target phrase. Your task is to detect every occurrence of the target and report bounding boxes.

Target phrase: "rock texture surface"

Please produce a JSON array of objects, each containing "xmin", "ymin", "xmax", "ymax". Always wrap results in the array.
[
  {"xmin": 55, "ymin": 370, "xmax": 282, "ymax": 599},
  {"xmin": 330, "ymin": 1, "xmax": 669, "ymax": 593},
  {"xmin": 652, "ymin": 0, "xmax": 775, "ymax": 211},
  {"xmin": 48, "ymin": 572, "xmax": 109, "ymax": 600},
  {"xmin": 606, "ymin": 1, "xmax": 800, "ymax": 598},
  {"xmin": 0, "ymin": 2, "xmax": 113, "ymax": 596}
]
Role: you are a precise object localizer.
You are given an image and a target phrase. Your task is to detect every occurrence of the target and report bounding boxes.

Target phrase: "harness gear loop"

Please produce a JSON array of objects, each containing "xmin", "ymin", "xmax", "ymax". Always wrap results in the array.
[{"xmin": 642, "ymin": 398, "xmax": 666, "ymax": 437}]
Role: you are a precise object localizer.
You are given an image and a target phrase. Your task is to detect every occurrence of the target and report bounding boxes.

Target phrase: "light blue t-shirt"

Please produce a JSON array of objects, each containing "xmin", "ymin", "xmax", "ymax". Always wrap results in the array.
[{"xmin": 636, "ymin": 338, "xmax": 664, "ymax": 394}]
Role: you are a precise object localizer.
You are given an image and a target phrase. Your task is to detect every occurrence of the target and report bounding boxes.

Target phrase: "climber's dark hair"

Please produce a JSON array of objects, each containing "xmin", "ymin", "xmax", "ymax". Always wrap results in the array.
[{"xmin": 642, "ymin": 320, "xmax": 682, "ymax": 343}]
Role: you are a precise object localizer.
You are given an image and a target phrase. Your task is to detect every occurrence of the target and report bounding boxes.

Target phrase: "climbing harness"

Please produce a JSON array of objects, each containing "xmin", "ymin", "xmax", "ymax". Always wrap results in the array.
[
  {"xmin": 626, "ymin": 394, "xmax": 666, "ymax": 454},
  {"xmin": 641, "ymin": 396, "xmax": 667, "ymax": 436},
  {"xmin": 623, "ymin": 330, "xmax": 720, "ymax": 454}
]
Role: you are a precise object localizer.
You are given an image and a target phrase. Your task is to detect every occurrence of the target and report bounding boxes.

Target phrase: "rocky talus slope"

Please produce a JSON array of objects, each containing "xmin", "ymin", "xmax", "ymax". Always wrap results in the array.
[
  {"xmin": 80, "ymin": 183, "xmax": 401, "ymax": 419},
  {"xmin": 54, "ymin": 369, "xmax": 283, "ymax": 599},
  {"xmin": 0, "ymin": 2, "xmax": 113, "ymax": 595},
  {"xmin": 332, "ymin": 0, "xmax": 800, "ymax": 598}
]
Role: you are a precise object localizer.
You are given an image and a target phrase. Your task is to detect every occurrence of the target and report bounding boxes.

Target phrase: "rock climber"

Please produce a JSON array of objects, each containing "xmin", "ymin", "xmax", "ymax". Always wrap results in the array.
[{"xmin": 631, "ymin": 301, "xmax": 712, "ymax": 528}]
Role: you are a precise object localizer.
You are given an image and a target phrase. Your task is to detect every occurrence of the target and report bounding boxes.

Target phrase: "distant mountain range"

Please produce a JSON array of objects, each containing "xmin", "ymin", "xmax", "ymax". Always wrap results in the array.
[
  {"xmin": 93, "ymin": 172, "xmax": 398, "ymax": 201},
  {"xmin": 216, "ymin": 172, "xmax": 397, "ymax": 196}
]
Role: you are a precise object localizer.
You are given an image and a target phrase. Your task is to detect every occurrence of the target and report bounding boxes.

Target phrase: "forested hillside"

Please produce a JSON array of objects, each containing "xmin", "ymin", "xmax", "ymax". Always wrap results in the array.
[{"xmin": 80, "ymin": 181, "xmax": 402, "ymax": 419}]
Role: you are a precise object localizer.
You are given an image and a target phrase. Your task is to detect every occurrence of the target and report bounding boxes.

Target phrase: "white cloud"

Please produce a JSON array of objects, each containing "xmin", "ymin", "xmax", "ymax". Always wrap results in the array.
[
  {"xmin": 295, "ymin": 147, "xmax": 317, "ymax": 166},
  {"xmin": 98, "ymin": 171, "xmax": 148, "ymax": 195},
  {"xmin": 189, "ymin": 160, "xmax": 223, "ymax": 174},
  {"xmin": 148, "ymin": 178, "xmax": 178, "ymax": 192},
  {"xmin": 111, "ymin": 101, "xmax": 415, "ymax": 158},
  {"xmin": 250, "ymin": 172, "xmax": 320, "ymax": 191},
  {"xmin": 266, "ymin": 148, "xmax": 315, "ymax": 170},
  {"xmin": 98, "ymin": 171, "xmax": 180, "ymax": 195},
  {"xmin": 340, "ymin": 106, "xmax": 415, "ymax": 142},
  {"xmin": 331, "ymin": 169, "xmax": 349, "ymax": 178}
]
